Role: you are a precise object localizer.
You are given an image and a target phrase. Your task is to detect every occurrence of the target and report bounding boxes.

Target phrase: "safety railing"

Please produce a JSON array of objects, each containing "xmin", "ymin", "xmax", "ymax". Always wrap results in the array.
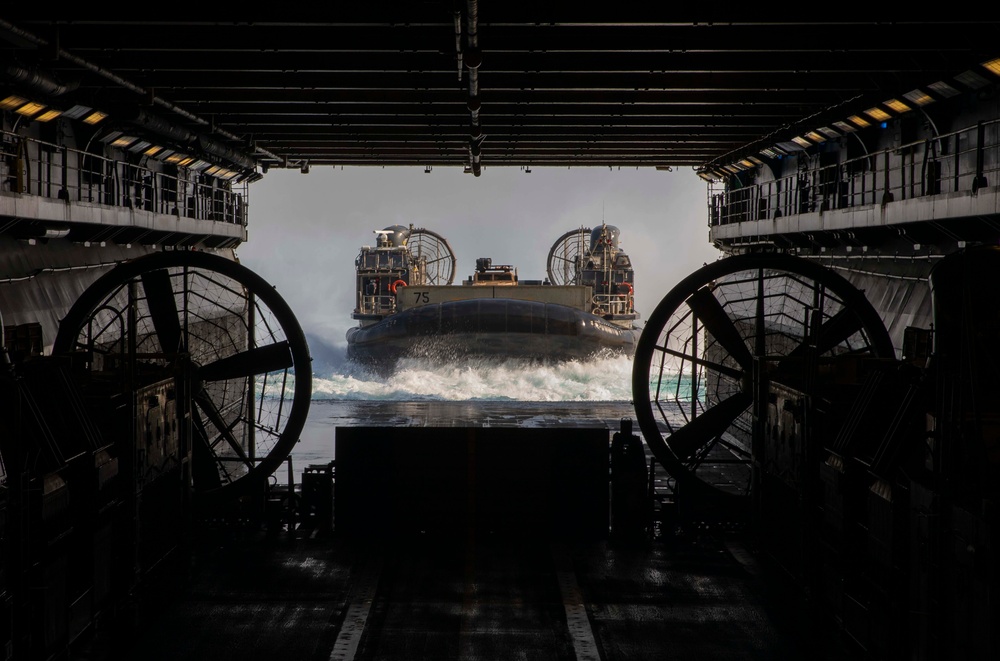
[
  {"xmin": 592, "ymin": 292, "xmax": 633, "ymax": 316},
  {"xmin": 0, "ymin": 130, "xmax": 248, "ymax": 226},
  {"xmin": 356, "ymin": 293, "xmax": 397, "ymax": 316},
  {"xmin": 709, "ymin": 117, "xmax": 1000, "ymax": 227}
]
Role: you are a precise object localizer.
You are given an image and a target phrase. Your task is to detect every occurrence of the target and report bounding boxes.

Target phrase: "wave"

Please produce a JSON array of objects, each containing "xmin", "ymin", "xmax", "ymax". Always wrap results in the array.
[{"xmin": 310, "ymin": 352, "xmax": 637, "ymax": 402}]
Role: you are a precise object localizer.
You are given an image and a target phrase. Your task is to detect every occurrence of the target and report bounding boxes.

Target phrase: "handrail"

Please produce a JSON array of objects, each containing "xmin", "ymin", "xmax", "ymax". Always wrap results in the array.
[
  {"xmin": 0, "ymin": 129, "xmax": 248, "ymax": 227},
  {"xmin": 708, "ymin": 116, "xmax": 1000, "ymax": 228}
]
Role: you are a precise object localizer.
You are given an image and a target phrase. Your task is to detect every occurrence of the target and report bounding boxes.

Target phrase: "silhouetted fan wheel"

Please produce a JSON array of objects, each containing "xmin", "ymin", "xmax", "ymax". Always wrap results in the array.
[
  {"xmin": 409, "ymin": 227, "xmax": 457, "ymax": 285},
  {"xmin": 632, "ymin": 253, "xmax": 894, "ymax": 511},
  {"xmin": 546, "ymin": 227, "xmax": 591, "ymax": 285},
  {"xmin": 54, "ymin": 250, "xmax": 312, "ymax": 508}
]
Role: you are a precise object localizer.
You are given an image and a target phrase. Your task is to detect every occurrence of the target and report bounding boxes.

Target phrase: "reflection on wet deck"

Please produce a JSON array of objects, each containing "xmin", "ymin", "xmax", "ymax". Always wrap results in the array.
[{"xmin": 308, "ymin": 400, "xmax": 640, "ymax": 428}]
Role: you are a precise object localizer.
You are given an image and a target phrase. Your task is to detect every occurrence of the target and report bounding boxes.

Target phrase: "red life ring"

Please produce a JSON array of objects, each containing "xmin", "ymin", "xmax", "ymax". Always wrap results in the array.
[
  {"xmin": 618, "ymin": 282, "xmax": 633, "ymax": 295},
  {"xmin": 389, "ymin": 279, "xmax": 407, "ymax": 294}
]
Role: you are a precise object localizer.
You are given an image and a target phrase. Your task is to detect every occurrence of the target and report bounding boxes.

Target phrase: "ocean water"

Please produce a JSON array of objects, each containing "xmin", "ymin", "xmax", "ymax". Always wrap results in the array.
[{"xmin": 288, "ymin": 351, "xmax": 643, "ymax": 469}]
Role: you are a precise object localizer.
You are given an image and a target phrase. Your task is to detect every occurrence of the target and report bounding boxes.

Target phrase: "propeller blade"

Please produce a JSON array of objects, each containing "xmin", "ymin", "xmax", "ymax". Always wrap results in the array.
[
  {"xmin": 770, "ymin": 308, "xmax": 866, "ymax": 386},
  {"xmin": 191, "ymin": 407, "xmax": 223, "ymax": 490},
  {"xmin": 686, "ymin": 287, "xmax": 754, "ymax": 371},
  {"xmin": 141, "ymin": 268, "xmax": 181, "ymax": 354},
  {"xmin": 194, "ymin": 391, "xmax": 252, "ymax": 469},
  {"xmin": 667, "ymin": 392, "xmax": 753, "ymax": 461},
  {"xmin": 655, "ymin": 343, "xmax": 743, "ymax": 381},
  {"xmin": 793, "ymin": 307, "xmax": 864, "ymax": 358},
  {"xmin": 200, "ymin": 341, "xmax": 293, "ymax": 382}
]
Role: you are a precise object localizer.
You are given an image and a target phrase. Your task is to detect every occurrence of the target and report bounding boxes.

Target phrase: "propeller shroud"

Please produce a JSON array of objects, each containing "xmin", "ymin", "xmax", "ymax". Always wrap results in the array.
[
  {"xmin": 54, "ymin": 250, "xmax": 312, "ymax": 508},
  {"xmin": 632, "ymin": 252, "xmax": 894, "ymax": 513}
]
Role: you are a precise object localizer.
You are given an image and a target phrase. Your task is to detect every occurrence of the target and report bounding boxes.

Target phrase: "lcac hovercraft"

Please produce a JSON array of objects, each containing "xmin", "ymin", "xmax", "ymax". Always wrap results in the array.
[{"xmin": 346, "ymin": 224, "xmax": 641, "ymax": 373}]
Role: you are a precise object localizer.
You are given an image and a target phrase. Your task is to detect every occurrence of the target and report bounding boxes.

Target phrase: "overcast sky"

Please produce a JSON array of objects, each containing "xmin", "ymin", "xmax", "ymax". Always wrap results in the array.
[{"xmin": 235, "ymin": 165, "xmax": 722, "ymax": 349}]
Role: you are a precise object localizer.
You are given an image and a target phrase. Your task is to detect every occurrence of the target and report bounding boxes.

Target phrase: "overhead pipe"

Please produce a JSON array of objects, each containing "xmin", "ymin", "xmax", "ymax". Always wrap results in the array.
[
  {"xmin": 4, "ymin": 64, "xmax": 78, "ymax": 97},
  {"xmin": 465, "ymin": 0, "xmax": 480, "ymax": 114},
  {"xmin": 197, "ymin": 135, "xmax": 257, "ymax": 171},
  {"xmin": 0, "ymin": 18, "xmax": 283, "ymax": 167},
  {"xmin": 122, "ymin": 108, "xmax": 197, "ymax": 145},
  {"xmin": 470, "ymin": 137, "xmax": 482, "ymax": 177},
  {"xmin": 465, "ymin": 0, "xmax": 482, "ymax": 174},
  {"xmin": 453, "ymin": 2, "xmax": 463, "ymax": 82}
]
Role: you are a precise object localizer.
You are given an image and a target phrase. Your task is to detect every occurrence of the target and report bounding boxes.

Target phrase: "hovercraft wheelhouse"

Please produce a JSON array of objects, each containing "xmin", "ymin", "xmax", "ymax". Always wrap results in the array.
[{"xmin": 346, "ymin": 223, "xmax": 640, "ymax": 371}]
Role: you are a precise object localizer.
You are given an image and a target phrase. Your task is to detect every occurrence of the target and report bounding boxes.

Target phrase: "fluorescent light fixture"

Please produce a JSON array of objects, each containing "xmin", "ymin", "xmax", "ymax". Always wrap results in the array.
[
  {"xmin": 35, "ymin": 109, "xmax": 62, "ymax": 122},
  {"xmin": 818, "ymin": 127, "xmax": 841, "ymax": 139},
  {"xmin": 746, "ymin": 155, "xmax": 764, "ymax": 165},
  {"xmin": 188, "ymin": 159, "xmax": 211, "ymax": 171},
  {"xmin": 955, "ymin": 70, "xmax": 990, "ymax": 89},
  {"xmin": 165, "ymin": 153, "xmax": 188, "ymax": 164},
  {"xmin": 864, "ymin": 107, "xmax": 891, "ymax": 122},
  {"xmin": 723, "ymin": 164, "xmax": 741, "ymax": 174},
  {"xmin": 884, "ymin": 98, "xmax": 912, "ymax": 113},
  {"xmin": 739, "ymin": 159, "xmax": 755, "ymax": 168},
  {"xmin": 903, "ymin": 89, "xmax": 934, "ymax": 107},
  {"xmin": 204, "ymin": 165, "xmax": 223, "ymax": 176},
  {"xmin": 982, "ymin": 57, "xmax": 1000, "ymax": 76},
  {"xmin": 791, "ymin": 136, "xmax": 813, "ymax": 148},
  {"xmin": 15, "ymin": 102, "xmax": 46, "ymax": 117},
  {"xmin": 154, "ymin": 149, "xmax": 176, "ymax": 161},
  {"xmin": 927, "ymin": 81, "xmax": 960, "ymax": 98},
  {"xmin": 697, "ymin": 171, "xmax": 716, "ymax": 182},
  {"xmin": 833, "ymin": 121, "xmax": 857, "ymax": 133},
  {"xmin": 110, "ymin": 136, "xmax": 137, "ymax": 148},
  {"xmin": 143, "ymin": 145, "xmax": 163, "ymax": 157},
  {"xmin": 805, "ymin": 131, "xmax": 825, "ymax": 143},
  {"xmin": 61, "ymin": 104, "xmax": 92, "ymax": 119},
  {"xmin": 760, "ymin": 148, "xmax": 781, "ymax": 159},
  {"xmin": 128, "ymin": 140, "xmax": 152, "ymax": 153},
  {"xmin": 82, "ymin": 110, "xmax": 107, "ymax": 125},
  {"xmin": 847, "ymin": 115, "xmax": 871, "ymax": 128},
  {"xmin": 0, "ymin": 95, "xmax": 27, "ymax": 110},
  {"xmin": 177, "ymin": 157, "xmax": 195, "ymax": 167}
]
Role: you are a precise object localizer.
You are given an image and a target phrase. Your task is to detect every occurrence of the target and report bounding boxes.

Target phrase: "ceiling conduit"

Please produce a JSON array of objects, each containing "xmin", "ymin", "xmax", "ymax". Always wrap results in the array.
[
  {"xmin": 465, "ymin": 0, "xmax": 482, "ymax": 176},
  {"xmin": 4, "ymin": 64, "xmax": 78, "ymax": 97},
  {"xmin": 453, "ymin": 3, "xmax": 463, "ymax": 82}
]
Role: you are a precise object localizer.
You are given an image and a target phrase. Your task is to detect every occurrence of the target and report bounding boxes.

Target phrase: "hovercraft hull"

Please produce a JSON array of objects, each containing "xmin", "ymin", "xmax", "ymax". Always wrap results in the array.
[{"xmin": 346, "ymin": 298, "xmax": 638, "ymax": 370}]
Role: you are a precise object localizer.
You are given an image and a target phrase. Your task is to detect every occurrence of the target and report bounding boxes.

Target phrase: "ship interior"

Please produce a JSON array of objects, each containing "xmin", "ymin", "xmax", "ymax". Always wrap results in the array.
[{"xmin": 1, "ymin": 12, "xmax": 999, "ymax": 660}]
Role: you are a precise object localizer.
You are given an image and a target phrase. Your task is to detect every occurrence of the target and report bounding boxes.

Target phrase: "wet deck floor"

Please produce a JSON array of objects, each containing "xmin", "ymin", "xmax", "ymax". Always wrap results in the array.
[
  {"xmin": 79, "ymin": 407, "xmax": 863, "ymax": 660},
  {"xmin": 91, "ymin": 525, "xmax": 861, "ymax": 661}
]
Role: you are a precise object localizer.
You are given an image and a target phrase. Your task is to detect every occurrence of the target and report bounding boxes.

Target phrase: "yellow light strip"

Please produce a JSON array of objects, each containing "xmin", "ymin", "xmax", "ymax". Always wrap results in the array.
[
  {"xmin": 864, "ymin": 107, "xmax": 891, "ymax": 122},
  {"xmin": 903, "ymin": 90, "xmax": 934, "ymax": 106},
  {"xmin": 805, "ymin": 131, "xmax": 825, "ymax": 143},
  {"xmin": 82, "ymin": 111, "xmax": 107, "ymax": 125},
  {"xmin": 0, "ymin": 95, "xmax": 27, "ymax": 110},
  {"xmin": 15, "ymin": 102, "xmax": 45, "ymax": 117},
  {"xmin": 883, "ymin": 98, "xmax": 911, "ymax": 113},
  {"xmin": 35, "ymin": 109, "xmax": 62, "ymax": 122},
  {"xmin": 791, "ymin": 136, "xmax": 812, "ymax": 148},
  {"xmin": 982, "ymin": 58, "xmax": 1000, "ymax": 76},
  {"xmin": 847, "ymin": 115, "xmax": 871, "ymax": 128}
]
